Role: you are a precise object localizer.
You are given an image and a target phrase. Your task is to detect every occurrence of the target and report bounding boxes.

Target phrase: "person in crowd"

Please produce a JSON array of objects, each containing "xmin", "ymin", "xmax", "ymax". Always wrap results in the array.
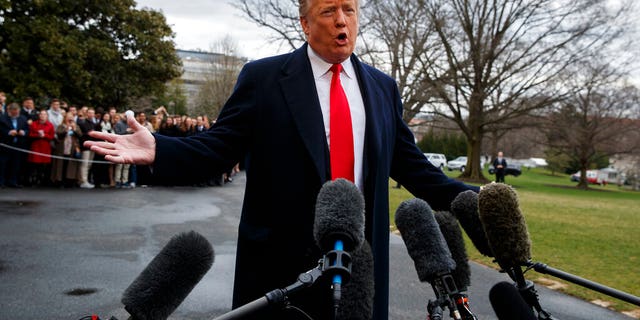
[
  {"xmin": 27, "ymin": 110, "xmax": 55, "ymax": 186},
  {"xmin": 51, "ymin": 114, "xmax": 81, "ymax": 188},
  {"xmin": 20, "ymin": 97, "xmax": 39, "ymax": 124},
  {"xmin": 158, "ymin": 116, "xmax": 178, "ymax": 136},
  {"xmin": 108, "ymin": 107, "xmax": 118, "ymax": 126},
  {"xmin": 194, "ymin": 116, "xmax": 207, "ymax": 134},
  {"xmin": 86, "ymin": 0, "xmax": 479, "ymax": 318},
  {"xmin": 47, "ymin": 99, "xmax": 64, "ymax": 129},
  {"xmin": 0, "ymin": 103, "xmax": 29, "ymax": 188},
  {"xmin": 95, "ymin": 113, "xmax": 115, "ymax": 188},
  {"xmin": 77, "ymin": 108, "xmax": 99, "ymax": 189},
  {"xmin": 68, "ymin": 105, "xmax": 78, "ymax": 122},
  {"xmin": 113, "ymin": 113, "xmax": 131, "ymax": 188},
  {"xmin": 178, "ymin": 116, "xmax": 195, "ymax": 136},
  {"xmin": 493, "ymin": 151, "xmax": 507, "ymax": 183},
  {"xmin": 136, "ymin": 111, "xmax": 154, "ymax": 133},
  {"xmin": 0, "ymin": 91, "xmax": 6, "ymax": 114}
]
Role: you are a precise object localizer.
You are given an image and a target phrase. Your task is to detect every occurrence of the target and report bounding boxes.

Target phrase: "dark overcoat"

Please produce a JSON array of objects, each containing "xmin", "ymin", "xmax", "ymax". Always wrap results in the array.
[{"xmin": 152, "ymin": 43, "xmax": 478, "ymax": 319}]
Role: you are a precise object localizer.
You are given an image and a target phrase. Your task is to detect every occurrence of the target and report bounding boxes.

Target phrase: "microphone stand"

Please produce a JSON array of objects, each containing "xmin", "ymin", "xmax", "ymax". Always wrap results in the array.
[
  {"xmin": 212, "ymin": 249, "xmax": 352, "ymax": 320},
  {"xmin": 527, "ymin": 261, "xmax": 640, "ymax": 307},
  {"xmin": 504, "ymin": 266, "xmax": 556, "ymax": 320},
  {"xmin": 426, "ymin": 273, "xmax": 478, "ymax": 320}
]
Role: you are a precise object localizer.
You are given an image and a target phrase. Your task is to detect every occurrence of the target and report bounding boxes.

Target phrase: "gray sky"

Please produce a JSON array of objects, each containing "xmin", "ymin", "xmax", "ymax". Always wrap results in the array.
[{"xmin": 135, "ymin": 0, "xmax": 287, "ymax": 59}]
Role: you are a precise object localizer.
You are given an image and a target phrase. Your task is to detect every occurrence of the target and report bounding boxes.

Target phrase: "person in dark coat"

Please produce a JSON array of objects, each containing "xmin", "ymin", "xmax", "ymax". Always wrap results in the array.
[
  {"xmin": 0, "ymin": 103, "xmax": 29, "ymax": 187},
  {"xmin": 85, "ymin": 0, "xmax": 479, "ymax": 318},
  {"xmin": 493, "ymin": 151, "xmax": 508, "ymax": 183}
]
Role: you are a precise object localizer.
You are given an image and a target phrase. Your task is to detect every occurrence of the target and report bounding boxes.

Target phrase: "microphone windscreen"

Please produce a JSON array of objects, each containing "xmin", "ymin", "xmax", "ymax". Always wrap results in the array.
[
  {"xmin": 489, "ymin": 281, "xmax": 537, "ymax": 320},
  {"xmin": 478, "ymin": 183, "xmax": 531, "ymax": 268},
  {"xmin": 338, "ymin": 240, "xmax": 374, "ymax": 320},
  {"xmin": 434, "ymin": 211, "xmax": 471, "ymax": 291},
  {"xmin": 314, "ymin": 178, "xmax": 365, "ymax": 251},
  {"xmin": 395, "ymin": 198, "xmax": 456, "ymax": 283},
  {"xmin": 450, "ymin": 190, "xmax": 494, "ymax": 257},
  {"xmin": 122, "ymin": 231, "xmax": 214, "ymax": 320}
]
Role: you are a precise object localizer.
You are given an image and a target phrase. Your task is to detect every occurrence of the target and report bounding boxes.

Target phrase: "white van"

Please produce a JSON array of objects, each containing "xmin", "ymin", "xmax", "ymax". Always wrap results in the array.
[{"xmin": 424, "ymin": 153, "xmax": 447, "ymax": 170}]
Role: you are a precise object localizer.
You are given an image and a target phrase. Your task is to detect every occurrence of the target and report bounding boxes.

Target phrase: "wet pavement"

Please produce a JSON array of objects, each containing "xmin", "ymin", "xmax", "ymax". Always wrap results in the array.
[{"xmin": 0, "ymin": 172, "xmax": 635, "ymax": 320}]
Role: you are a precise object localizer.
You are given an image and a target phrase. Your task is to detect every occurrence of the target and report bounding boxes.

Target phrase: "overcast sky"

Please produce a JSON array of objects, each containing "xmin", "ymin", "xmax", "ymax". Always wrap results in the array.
[{"xmin": 135, "ymin": 0, "xmax": 288, "ymax": 59}]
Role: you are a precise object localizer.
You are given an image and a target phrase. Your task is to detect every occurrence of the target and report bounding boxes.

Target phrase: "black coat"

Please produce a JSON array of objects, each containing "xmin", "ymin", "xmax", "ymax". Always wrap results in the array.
[
  {"xmin": 0, "ymin": 114, "xmax": 29, "ymax": 148},
  {"xmin": 151, "ymin": 44, "xmax": 478, "ymax": 319}
]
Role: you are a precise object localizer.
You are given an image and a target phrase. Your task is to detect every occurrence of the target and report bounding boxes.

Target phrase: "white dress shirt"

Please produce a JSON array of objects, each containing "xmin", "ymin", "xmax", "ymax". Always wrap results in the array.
[{"xmin": 307, "ymin": 46, "xmax": 366, "ymax": 191}]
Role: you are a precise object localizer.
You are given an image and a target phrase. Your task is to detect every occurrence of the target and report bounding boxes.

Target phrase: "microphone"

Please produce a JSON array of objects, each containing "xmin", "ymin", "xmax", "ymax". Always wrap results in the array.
[
  {"xmin": 121, "ymin": 230, "xmax": 215, "ymax": 320},
  {"xmin": 433, "ymin": 211, "xmax": 470, "ymax": 291},
  {"xmin": 450, "ymin": 190, "xmax": 494, "ymax": 257},
  {"xmin": 313, "ymin": 178, "xmax": 365, "ymax": 316},
  {"xmin": 395, "ymin": 198, "xmax": 462, "ymax": 320},
  {"xmin": 478, "ymin": 185, "xmax": 640, "ymax": 308},
  {"xmin": 478, "ymin": 183, "xmax": 553, "ymax": 319},
  {"xmin": 337, "ymin": 240, "xmax": 374, "ymax": 320},
  {"xmin": 489, "ymin": 282, "xmax": 537, "ymax": 320},
  {"xmin": 434, "ymin": 211, "xmax": 478, "ymax": 320}
]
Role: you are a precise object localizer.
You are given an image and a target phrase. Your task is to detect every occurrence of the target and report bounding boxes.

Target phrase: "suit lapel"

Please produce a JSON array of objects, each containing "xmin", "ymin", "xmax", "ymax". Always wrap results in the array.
[
  {"xmin": 351, "ymin": 55, "xmax": 383, "ymax": 189},
  {"xmin": 279, "ymin": 44, "xmax": 329, "ymax": 183}
]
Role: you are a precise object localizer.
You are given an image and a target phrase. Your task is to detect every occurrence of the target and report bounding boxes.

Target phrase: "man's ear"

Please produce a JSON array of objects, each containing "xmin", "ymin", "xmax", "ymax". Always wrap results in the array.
[{"xmin": 300, "ymin": 16, "xmax": 310, "ymax": 36}]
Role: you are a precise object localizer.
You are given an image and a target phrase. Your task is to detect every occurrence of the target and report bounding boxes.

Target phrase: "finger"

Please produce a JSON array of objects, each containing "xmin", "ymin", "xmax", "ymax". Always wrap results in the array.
[
  {"xmin": 126, "ymin": 110, "xmax": 145, "ymax": 132},
  {"xmin": 89, "ymin": 130, "xmax": 117, "ymax": 142},
  {"xmin": 89, "ymin": 141, "xmax": 118, "ymax": 150},
  {"xmin": 104, "ymin": 154, "xmax": 126, "ymax": 164}
]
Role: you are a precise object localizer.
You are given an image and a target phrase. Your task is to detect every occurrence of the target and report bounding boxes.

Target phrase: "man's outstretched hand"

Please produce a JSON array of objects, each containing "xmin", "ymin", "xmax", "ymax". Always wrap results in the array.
[{"xmin": 84, "ymin": 111, "xmax": 156, "ymax": 165}]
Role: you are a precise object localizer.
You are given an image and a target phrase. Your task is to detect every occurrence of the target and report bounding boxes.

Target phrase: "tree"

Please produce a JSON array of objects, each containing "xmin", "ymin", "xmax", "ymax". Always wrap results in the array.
[
  {"xmin": 418, "ymin": 0, "xmax": 634, "ymax": 181},
  {"xmin": 544, "ymin": 61, "xmax": 640, "ymax": 189},
  {"xmin": 154, "ymin": 79, "xmax": 188, "ymax": 116},
  {"xmin": 0, "ymin": 0, "xmax": 181, "ymax": 107},
  {"xmin": 193, "ymin": 35, "xmax": 245, "ymax": 119}
]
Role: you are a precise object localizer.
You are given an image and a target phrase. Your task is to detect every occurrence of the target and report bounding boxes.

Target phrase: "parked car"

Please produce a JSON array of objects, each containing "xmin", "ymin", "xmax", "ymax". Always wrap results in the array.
[
  {"xmin": 489, "ymin": 164, "xmax": 522, "ymax": 177},
  {"xmin": 570, "ymin": 170, "xmax": 608, "ymax": 185},
  {"xmin": 447, "ymin": 156, "xmax": 468, "ymax": 172},
  {"xmin": 424, "ymin": 153, "xmax": 447, "ymax": 169}
]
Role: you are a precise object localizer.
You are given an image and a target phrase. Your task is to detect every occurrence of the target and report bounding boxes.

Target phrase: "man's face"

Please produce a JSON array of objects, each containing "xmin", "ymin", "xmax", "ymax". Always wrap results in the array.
[
  {"xmin": 23, "ymin": 99, "xmax": 34, "ymax": 110},
  {"xmin": 300, "ymin": 0, "xmax": 359, "ymax": 64},
  {"xmin": 39, "ymin": 110, "xmax": 48, "ymax": 121},
  {"xmin": 8, "ymin": 108, "xmax": 19, "ymax": 117},
  {"xmin": 87, "ymin": 110, "xmax": 95, "ymax": 119},
  {"xmin": 51, "ymin": 101, "xmax": 60, "ymax": 111},
  {"xmin": 0, "ymin": 94, "xmax": 6, "ymax": 104}
]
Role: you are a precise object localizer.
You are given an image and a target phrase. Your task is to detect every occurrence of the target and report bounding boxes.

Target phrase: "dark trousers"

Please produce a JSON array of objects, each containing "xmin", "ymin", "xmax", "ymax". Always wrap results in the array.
[
  {"xmin": 0, "ymin": 148, "xmax": 22, "ymax": 186},
  {"xmin": 495, "ymin": 169, "xmax": 505, "ymax": 183}
]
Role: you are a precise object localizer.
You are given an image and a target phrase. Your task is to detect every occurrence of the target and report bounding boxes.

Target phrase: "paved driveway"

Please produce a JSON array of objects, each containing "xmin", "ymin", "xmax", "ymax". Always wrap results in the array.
[{"xmin": 0, "ymin": 172, "xmax": 634, "ymax": 320}]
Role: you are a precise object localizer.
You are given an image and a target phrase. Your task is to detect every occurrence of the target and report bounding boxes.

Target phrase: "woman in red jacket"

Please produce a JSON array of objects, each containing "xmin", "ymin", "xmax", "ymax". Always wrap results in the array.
[{"xmin": 27, "ymin": 110, "xmax": 55, "ymax": 186}]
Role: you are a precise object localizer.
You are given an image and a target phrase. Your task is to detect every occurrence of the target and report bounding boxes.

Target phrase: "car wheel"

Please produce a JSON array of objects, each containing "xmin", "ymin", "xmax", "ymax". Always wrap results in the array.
[
  {"xmin": 440, "ymin": 164, "xmax": 444, "ymax": 170},
  {"xmin": 460, "ymin": 166, "xmax": 465, "ymax": 172}
]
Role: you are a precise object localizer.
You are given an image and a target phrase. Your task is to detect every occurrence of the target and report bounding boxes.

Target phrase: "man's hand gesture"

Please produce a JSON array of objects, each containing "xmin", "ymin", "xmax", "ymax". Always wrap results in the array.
[{"xmin": 84, "ymin": 111, "xmax": 156, "ymax": 165}]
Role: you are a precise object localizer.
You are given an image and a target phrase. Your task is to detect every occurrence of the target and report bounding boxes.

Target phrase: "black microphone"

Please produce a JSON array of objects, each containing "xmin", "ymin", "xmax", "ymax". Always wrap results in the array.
[
  {"xmin": 479, "ymin": 183, "xmax": 640, "ymax": 308},
  {"xmin": 433, "ymin": 211, "xmax": 470, "ymax": 291},
  {"xmin": 121, "ymin": 230, "xmax": 214, "ymax": 320},
  {"xmin": 395, "ymin": 198, "xmax": 462, "ymax": 320},
  {"xmin": 450, "ymin": 190, "xmax": 494, "ymax": 258},
  {"xmin": 478, "ymin": 183, "xmax": 554, "ymax": 319},
  {"xmin": 489, "ymin": 282, "xmax": 537, "ymax": 320},
  {"xmin": 337, "ymin": 240, "xmax": 374, "ymax": 320},
  {"xmin": 313, "ymin": 178, "xmax": 365, "ymax": 316},
  {"xmin": 434, "ymin": 211, "xmax": 478, "ymax": 320}
]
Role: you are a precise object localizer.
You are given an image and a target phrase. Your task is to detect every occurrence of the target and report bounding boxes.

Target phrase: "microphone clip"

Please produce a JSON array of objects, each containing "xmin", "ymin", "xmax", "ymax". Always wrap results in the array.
[{"xmin": 321, "ymin": 249, "xmax": 353, "ymax": 283}]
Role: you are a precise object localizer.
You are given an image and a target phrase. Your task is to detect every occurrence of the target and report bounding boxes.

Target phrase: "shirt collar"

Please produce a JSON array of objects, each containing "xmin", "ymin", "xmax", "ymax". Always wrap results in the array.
[{"xmin": 307, "ymin": 45, "xmax": 355, "ymax": 80}]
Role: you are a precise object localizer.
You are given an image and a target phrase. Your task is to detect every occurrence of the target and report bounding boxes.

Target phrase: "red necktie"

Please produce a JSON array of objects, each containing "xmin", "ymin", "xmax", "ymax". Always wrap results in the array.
[{"xmin": 329, "ymin": 63, "xmax": 354, "ymax": 182}]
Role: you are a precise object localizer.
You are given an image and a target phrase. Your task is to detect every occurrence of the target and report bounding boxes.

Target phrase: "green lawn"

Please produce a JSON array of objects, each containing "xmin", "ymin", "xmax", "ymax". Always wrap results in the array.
[{"xmin": 389, "ymin": 167, "xmax": 640, "ymax": 313}]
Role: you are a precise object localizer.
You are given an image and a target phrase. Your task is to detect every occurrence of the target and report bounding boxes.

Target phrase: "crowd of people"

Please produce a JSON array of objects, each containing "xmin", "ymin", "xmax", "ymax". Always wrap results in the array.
[{"xmin": 0, "ymin": 93, "xmax": 236, "ymax": 189}]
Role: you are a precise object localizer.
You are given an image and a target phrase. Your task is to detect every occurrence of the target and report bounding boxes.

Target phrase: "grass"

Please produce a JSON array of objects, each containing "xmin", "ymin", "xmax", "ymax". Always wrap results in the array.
[{"xmin": 389, "ymin": 167, "xmax": 640, "ymax": 313}]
